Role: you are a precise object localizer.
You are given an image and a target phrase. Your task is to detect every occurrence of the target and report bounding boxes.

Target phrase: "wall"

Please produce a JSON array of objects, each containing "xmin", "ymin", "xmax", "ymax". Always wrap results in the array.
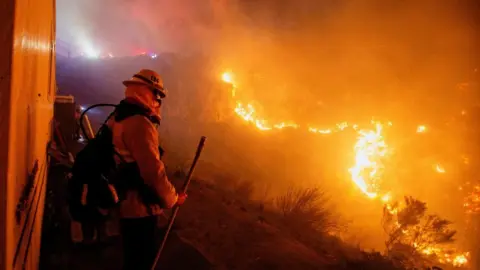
[
  {"xmin": 0, "ymin": 0, "xmax": 16, "ymax": 268},
  {"xmin": 0, "ymin": 0, "xmax": 56, "ymax": 269}
]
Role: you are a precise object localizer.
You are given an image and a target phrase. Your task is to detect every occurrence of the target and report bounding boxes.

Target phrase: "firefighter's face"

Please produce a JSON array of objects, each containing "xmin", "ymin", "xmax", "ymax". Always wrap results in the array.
[
  {"xmin": 134, "ymin": 84, "xmax": 161, "ymax": 109},
  {"xmin": 149, "ymin": 88, "xmax": 162, "ymax": 109},
  {"xmin": 125, "ymin": 84, "xmax": 162, "ymax": 113}
]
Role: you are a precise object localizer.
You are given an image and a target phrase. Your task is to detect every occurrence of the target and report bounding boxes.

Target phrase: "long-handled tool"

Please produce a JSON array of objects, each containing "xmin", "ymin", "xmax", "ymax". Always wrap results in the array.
[{"xmin": 151, "ymin": 136, "xmax": 207, "ymax": 270}]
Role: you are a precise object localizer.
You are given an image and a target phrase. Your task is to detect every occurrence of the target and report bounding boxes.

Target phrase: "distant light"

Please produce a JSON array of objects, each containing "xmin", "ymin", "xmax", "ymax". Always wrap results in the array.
[
  {"xmin": 108, "ymin": 53, "xmax": 114, "ymax": 58},
  {"xmin": 83, "ymin": 45, "xmax": 100, "ymax": 59},
  {"xmin": 80, "ymin": 106, "xmax": 86, "ymax": 111},
  {"xmin": 416, "ymin": 125, "xmax": 427, "ymax": 133},
  {"xmin": 150, "ymin": 53, "xmax": 158, "ymax": 59},
  {"xmin": 84, "ymin": 51, "xmax": 99, "ymax": 59}
]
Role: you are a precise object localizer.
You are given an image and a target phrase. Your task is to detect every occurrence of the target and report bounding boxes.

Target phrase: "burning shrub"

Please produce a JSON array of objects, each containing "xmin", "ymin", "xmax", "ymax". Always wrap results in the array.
[
  {"xmin": 382, "ymin": 196, "xmax": 466, "ymax": 269},
  {"xmin": 275, "ymin": 186, "xmax": 337, "ymax": 234}
]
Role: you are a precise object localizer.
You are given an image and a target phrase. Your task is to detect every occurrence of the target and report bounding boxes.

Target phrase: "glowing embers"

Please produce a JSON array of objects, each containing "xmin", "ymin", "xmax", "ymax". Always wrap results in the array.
[{"xmin": 463, "ymin": 185, "xmax": 480, "ymax": 214}]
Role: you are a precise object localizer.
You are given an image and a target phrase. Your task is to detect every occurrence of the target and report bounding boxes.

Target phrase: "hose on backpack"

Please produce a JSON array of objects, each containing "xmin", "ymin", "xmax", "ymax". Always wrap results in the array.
[
  {"xmin": 78, "ymin": 102, "xmax": 165, "ymax": 159},
  {"xmin": 79, "ymin": 103, "xmax": 117, "ymax": 142}
]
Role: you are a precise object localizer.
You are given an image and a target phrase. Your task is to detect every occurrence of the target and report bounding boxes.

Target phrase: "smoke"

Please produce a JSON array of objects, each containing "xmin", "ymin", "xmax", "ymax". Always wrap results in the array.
[
  {"xmin": 57, "ymin": 0, "xmax": 478, "ymax": 89},
  {"xmin": 212, "ymin": 1, "xmax": 479, "ymax": 124},
  {"xmin": 56, "ymin": 0, "xmax": 221, "ymax": 55},
  {"xmin": 57, "ymin": 0, "xmax": 480, "ymax": 259}
]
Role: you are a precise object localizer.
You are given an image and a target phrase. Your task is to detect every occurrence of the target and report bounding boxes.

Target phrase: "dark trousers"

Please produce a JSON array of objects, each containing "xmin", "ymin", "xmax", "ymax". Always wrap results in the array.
[
  {"xmin": 80, "ymin": 206, "xmax": 108, "ymax": 242},
  {"xmin": 120, "ymin": 216, "xmax": 158, "ymax": 270},
  {"xmin": 81, "ymin": 218, "xmax": 107, "ymax": 242}
]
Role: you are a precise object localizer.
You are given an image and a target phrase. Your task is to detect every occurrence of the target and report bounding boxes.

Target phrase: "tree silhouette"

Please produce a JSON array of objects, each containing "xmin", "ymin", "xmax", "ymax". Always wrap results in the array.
[{"xmin": 382, "ymin": 196, "xmax": 457, "ymax": 268}]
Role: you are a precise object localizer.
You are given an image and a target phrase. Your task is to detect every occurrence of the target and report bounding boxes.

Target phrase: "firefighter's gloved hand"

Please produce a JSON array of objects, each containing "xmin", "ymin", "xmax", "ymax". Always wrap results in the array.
[{"xmin": 176, "ymin": 192, "xmax": 188, "ymax": 206}]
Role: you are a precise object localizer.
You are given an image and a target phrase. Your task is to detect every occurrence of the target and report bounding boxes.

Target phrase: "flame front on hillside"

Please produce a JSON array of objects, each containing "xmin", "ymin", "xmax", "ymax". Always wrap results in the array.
[
  {"xmin": 221, "ymin": 70, "xmax": 470, "ymax": 267},
  {"xmin": 221, "ymin": 71, "xmax": 390, "ymax": 198}
]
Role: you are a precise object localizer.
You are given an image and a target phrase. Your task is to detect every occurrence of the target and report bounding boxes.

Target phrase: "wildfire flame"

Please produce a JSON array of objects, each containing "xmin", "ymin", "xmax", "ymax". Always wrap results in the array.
[
  {"xmin": 222, "ymin": 72, "xmax": 234, "ymax": 84},
  {"xmin": 385, "ymin": 201, "xmax": 470, "ymax": 267},
  {"xmin": 348, "ymin": 122, "xmax": 388, "ymax": 198},
  {"xmin": 381, "ymin": 193, "xmax": 392, "ymax": 203},
  {"xmin": 435, "ymin": 164, "xmax": 446, "ymax": 174},
  {"xmin": 308, "ymin": 127, "xmax": 332, "ymax": 134},
  {"xmin": 419, "ymin": 246, "xmax": 469, "ymax": 267},
  {"xmin": 234, "ymin": 102, "xmax": 272, "ymax": 131},
  {"xmin": 221, "ymin": 70, "xmax": 469, "ymax": 267},
  {"xmin": 222, "ymin": 71, "xmax": 390, "ymax": 198},
  {"xmin": 453, "ymin": 253, "xmax": 469, "ymax": 267}
]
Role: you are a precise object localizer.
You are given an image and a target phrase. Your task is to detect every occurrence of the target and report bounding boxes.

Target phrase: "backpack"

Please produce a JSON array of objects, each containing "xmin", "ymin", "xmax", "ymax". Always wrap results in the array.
[{"xmin": 67, "ymin": 101, "xmax": 160, "ymax": 222}]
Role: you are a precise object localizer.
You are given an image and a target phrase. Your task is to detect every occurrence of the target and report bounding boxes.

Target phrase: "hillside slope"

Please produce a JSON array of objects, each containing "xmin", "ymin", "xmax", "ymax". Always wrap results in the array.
[
  {"xmin": 41, "ymin": 55, "xmax": 404, "ymax": 270},
  {"xmin": 41, "ymin": 163, "xmax": 399, "ymax": 270}
]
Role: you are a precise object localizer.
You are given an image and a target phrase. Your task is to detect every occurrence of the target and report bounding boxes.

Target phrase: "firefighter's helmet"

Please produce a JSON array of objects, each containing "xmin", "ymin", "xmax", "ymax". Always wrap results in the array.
[{"xmin": 123, "ymin": 69, "xmax": 167, "ymax": 98}]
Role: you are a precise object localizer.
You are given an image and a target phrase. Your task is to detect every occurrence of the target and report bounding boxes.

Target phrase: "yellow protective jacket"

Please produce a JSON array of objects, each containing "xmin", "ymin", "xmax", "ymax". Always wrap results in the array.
[{"xmin": 109, "ymin": 100, "xmax": 178, "ymax": 218}]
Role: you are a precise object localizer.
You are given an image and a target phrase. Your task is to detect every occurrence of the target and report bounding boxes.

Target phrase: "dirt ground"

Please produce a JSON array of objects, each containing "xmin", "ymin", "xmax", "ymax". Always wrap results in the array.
[{"xmin": 39, "ymin": 165, "xmax": 342, "ymax": 270}]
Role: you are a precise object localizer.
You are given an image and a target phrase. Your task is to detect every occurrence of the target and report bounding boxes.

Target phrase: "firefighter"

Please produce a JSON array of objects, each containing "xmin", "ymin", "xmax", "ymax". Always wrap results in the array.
[{"xmin": 109, "ymin": 69, "xmax": 187, "ymax": 269}]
